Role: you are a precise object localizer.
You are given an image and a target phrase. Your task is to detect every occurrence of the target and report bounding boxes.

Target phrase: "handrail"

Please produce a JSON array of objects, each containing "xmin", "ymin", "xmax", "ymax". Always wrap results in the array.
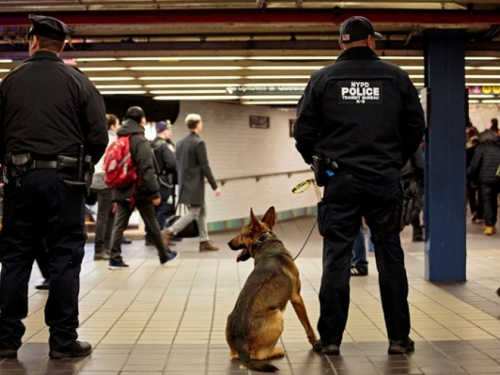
[{"xmin": 217, "ymin": 169, "xmax": 311, "ymax": 186}]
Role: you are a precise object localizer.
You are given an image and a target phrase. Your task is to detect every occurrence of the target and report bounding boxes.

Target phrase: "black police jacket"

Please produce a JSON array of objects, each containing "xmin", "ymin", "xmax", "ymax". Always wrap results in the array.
[
  {"xmin": 294, "ymin": 47, "xmax": 425, "ymax": 184},
  {"xmin": 0, "ymin": 51, "xmax": 108, "ymax": 164}
]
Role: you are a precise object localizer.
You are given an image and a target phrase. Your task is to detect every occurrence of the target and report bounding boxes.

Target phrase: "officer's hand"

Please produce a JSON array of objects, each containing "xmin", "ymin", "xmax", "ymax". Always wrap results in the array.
[
  {"xmin": 214, "ymin": 187, "xmax": 221, "ymax": 196},
  {"xmin": 152, "ymin": 197, "xmax": 161, "ymax": 206}
]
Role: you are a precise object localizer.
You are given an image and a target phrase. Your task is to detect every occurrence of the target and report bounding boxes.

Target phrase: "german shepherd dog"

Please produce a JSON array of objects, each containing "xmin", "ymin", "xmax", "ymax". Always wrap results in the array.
[{"xmin": 226, "ymin": 206, "xmax": 318, "ymax": 372}]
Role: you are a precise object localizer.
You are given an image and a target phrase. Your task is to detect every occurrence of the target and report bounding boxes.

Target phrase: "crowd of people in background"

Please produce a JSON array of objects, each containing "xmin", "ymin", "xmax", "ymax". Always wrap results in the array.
[{"xmin": 467, "ymin": 117, "xmax": 500, "ymax": 235}]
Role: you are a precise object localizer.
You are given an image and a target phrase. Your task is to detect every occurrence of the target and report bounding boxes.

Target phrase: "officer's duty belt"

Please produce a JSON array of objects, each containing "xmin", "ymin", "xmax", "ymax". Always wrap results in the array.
[{"xmin": 31, "ymin": 160, "xmax": 59, "ymax": 169}]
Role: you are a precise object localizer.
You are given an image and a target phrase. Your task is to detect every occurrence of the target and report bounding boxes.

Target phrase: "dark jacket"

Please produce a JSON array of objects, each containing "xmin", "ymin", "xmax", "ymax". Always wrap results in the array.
[
  {"xmin": 176, "ymin": 131, "xmax": 217, "ymax": 206},
  {"xmin": 151, "ymin": 136, "xmax": 177, "ymax": 186},
  {"xmin": 400, "ymin": 147, "xmax": 425, "ymax": 187},
  {"xmin": 113, "ymin": 119, "xmax": 160, "ymax": 203},
  {"xmin": 0, "ymin": 51, "xmax": 108, "ymax": 164},
  {"xmin": 468, "ymin": 131, "xmax": 500, "ymax": 185},
  {"xmin": 294, "ymin": 47, "xmax": 425, "ymax": 184}
]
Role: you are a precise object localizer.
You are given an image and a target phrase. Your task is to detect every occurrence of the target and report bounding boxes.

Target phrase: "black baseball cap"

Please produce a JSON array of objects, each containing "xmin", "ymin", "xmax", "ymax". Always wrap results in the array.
[
  {"xmin": 27, "ymin": 14, "xmax": 74, "ymax": 41},
  {"xmin": 339, "ymin": 16, "xmax": 382, "ymax": 44}
]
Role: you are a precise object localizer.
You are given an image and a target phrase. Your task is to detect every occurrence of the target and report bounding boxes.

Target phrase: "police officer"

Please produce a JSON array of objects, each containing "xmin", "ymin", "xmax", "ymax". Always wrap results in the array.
[
  {"xmin": 0, "ymin": 14, "xmax": 108, "ymax": 358},
  {"xmin": 294, "ymin": 16, "xmax": 425, "ymax": 355}
]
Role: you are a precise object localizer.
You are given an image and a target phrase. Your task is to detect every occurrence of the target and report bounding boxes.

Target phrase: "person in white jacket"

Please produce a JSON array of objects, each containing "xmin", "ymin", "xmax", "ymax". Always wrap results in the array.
[{"xmin": 91, "ymin": 114, "xmax": 119, "ymax": 260}]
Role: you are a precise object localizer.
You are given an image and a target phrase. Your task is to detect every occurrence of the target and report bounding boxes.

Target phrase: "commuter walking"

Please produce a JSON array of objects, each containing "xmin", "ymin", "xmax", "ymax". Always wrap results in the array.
[
  {"xmin": 91, "ymin": 114, "xmax": 120, "ymax": 260},
  {"xmin": 294, "ymin": 16, "xmax": 425, "ymax": 355},
  {"xmin": 467, "ymin": 129, "xmax": 500, "ymax": 235},
  {"xmin": 0, "ymin": 14, "xmax": 108, "ymax": 358},
  {"xmin": 151, "ymin": 121, "xmax": 177, "ymax": 231},
  {"xmin": 108, "ymin": 107, "xmax": 177, "ymax": 269},
  {"xmin": 161, "ymin": 114, "xmax": 221, "ymax": 252}
]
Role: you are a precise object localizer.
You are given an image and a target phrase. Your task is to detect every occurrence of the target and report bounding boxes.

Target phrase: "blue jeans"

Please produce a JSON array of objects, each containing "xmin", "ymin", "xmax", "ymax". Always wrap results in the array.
[{"xmin": 351, "ymin": 226, "xmax": 368, "ymax": 272}]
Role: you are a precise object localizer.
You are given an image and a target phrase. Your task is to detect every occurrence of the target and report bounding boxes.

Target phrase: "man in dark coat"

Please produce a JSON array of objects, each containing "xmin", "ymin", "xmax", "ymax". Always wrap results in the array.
[
  {"xmin": 0, "ymin": 14, "xmax": 108, "ymax": 359},
  {"xmin": 108, "ymin": 107, "xmax": 177, "ymax": 268},
  {"xmin": 161, "ymin": 113, "xmax": 221, "ymax": 252}
]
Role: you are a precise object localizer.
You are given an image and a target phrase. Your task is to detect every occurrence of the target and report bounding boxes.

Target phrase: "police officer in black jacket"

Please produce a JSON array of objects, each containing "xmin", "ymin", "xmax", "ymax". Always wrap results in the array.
[
  {"xmin": 0, "ymin": 14, "xmax": 108, "ymax": 359},
  {"xmin": 294, "ymin": 16, "xmax": 425, "ymax": 356}
]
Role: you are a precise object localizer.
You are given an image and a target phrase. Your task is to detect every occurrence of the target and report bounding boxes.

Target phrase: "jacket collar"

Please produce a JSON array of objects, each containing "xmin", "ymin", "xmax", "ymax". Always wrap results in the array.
[
  {"xmin": 25, "ymin": 51, "xmax": 63, "ymax": 63},
  {"xmin": 336, "ymin": 47, "xmax": 380, "ymax": 63}
]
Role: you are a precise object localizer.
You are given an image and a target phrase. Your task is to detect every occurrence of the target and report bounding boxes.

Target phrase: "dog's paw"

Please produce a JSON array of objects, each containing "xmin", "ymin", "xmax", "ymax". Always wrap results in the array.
[{"xmin": 272, "ymin": 347, "xmax": 285, "ymax": 358}]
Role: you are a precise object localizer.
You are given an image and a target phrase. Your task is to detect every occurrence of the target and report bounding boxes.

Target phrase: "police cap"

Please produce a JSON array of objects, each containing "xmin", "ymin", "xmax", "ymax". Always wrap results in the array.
[
  {"xmin": 339, "ymin": 16, "xmax": 382, "ymax": 44},
  {"xmin": 27, "ymin": 14, "xmax": 74, "ymax": 41}
]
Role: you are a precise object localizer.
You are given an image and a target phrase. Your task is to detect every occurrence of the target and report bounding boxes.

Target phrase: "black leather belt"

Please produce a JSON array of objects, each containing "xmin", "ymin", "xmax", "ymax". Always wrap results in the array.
[{"xmin": 31, "ymin": 160, "xmax": 58, "ymax": 169}]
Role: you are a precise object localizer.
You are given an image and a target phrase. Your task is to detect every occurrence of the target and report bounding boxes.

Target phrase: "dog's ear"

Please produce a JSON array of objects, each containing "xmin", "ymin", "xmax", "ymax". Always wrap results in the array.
[
  {"xmin": 250, "ymin": 208, "xmax": 260, "ymax": 229},
  {"xmin": 261, "ymin": 206, "xmax": 276, "ymax": 229}
]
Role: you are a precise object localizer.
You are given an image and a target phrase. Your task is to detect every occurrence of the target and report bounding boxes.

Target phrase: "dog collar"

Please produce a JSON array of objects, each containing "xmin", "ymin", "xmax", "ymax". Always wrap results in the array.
[{"xmin": 252, "ymin": 231, "xmax": 273, "ymax": 250}]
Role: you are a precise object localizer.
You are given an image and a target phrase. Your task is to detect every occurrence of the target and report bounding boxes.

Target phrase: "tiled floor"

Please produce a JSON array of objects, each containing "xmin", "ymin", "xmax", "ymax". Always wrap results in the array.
[{"xmin": 3, "ymin": 216, "xmax": 500, "ymax": 374}]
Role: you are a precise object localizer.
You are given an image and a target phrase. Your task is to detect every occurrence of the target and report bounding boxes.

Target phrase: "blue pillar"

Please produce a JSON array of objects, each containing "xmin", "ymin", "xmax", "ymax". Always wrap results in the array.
[{"xmin": 424, "ymin": 29, "xmax": 466, "ymax": 282}]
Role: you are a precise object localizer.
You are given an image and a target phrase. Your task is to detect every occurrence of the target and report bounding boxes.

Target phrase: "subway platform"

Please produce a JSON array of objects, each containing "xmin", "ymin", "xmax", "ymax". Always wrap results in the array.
[{"xmin": 2, "ymin": 215, "xmax": 500, "ymax": 375}]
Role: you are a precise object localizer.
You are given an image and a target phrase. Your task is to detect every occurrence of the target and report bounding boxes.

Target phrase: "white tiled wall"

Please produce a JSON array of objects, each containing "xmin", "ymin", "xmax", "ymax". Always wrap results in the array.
[{"xmin": 169, "ymin": 101, "xmax": 318, "ymax": 223}]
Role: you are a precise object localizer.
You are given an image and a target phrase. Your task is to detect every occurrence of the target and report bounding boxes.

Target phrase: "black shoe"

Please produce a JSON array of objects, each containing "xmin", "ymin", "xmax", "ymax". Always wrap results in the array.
[
  {"xmin": 312, "ymin": 340, "xmax": 340, "ymax": 355},
  {"xmin": 108, "ymin": 260, "xmax": 130, "ymax": 270},
  {"xmin": 350, "ymin": 264, "xmax": 368, "ymax": 276},
  {"xmin": 121, "ymin": 238, "xmax": 132, "ymax": 245},
  {"xmin": 35, "ymin": 279, "xmax": 50, "ymax": 290},
  {"xmin": 49, "ymin": 340, "xmax": 92, "ymax": 359},
  {"xmin": 388, "ymin": 337, "xmax": 414, "ymax": 354},
  {"xmin": 496, "ymin": 287, "xmax": 500, "ymax": 297},
  {"xmin": 0, "ymin": 348, "xmax": 17, "ymax": 358},
  {"xmin": 160, "ymin": 251, "xmax": 178, "ymax": 266}
]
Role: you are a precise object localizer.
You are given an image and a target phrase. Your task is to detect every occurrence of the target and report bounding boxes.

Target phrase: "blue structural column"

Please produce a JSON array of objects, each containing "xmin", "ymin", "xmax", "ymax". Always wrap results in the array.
[{"xmin": 424, "ymin": 29, "xmax": 467, "ymax": 282}]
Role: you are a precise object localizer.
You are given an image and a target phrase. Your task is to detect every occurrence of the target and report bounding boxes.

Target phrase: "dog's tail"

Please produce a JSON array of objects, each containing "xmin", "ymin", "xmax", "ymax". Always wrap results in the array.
[{"xmin": 238, "ymin": 350, "xmax": 279, "ymax": 372}]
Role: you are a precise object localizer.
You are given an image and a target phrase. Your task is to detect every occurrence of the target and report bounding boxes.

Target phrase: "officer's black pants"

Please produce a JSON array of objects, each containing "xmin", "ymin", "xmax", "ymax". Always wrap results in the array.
[
  {"xmin": 0, "ymin": 170, "xmax": 86, "ymax": 350},
  {"xmin": 317, "ymin": 173, "xmax": 410, "ymax": 346}
]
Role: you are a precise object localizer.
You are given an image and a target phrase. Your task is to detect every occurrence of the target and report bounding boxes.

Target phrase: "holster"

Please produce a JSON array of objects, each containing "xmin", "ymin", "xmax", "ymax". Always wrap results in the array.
[
  {"xmin": 401, "ymin": 181, "xmax": 417, "ymax": 229},
  {"xmin": 5, "ymin": 153, "xmax": 32, "ymax": 186}
]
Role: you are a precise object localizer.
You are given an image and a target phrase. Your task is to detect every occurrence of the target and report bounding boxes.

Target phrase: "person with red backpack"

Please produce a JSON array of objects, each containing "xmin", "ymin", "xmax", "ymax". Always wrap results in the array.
[{"xmin": 107, "ymin": 106, "xmax": 177, "ymax": 269}]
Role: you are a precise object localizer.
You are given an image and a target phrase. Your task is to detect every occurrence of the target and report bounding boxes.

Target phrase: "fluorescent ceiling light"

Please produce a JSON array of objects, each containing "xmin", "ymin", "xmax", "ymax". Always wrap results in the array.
[
  {"xmin": 399, "ymin": 66, "xmax": 424, "ymax": 70},
  {"xmin": 242, "ymin": 101, "xmax": 298, "ymax": 105},
  {"xmin": 149, "ymin": 90, "xmax": 227, "ymax": 94},
  {"xmin": 409, "ymin": 75, "xmax": 424, "ymax": 79},
  {"xmin": 89, "ymin": 77, "xmax": 135, "ymax": 81},
  {"xmin": 467, "ymin": 82, "xmax": 500, "ymax": 86},
  {"xmin": 247, "ymin": 75, "xmax": 310, "ymax": 79},
  {"xmin": 146, "ymin": 83, "xmax": 233, "ymax": 88},
  {"xmin": 481, "ymin": 99, "xmax": 500, "ymax": 103},
  {"xmin": 381, "ymin": 56, "xmax": 424, "ymax": 60},
  {"xmin": 0, "ymin": 69, "xmax": 10, "ymax": 73},
  {"xmin": 466, "ymin": 75, "xmax": 500, "ymax": 79},
  {"xmin": 465, "ymin": 57, "xmax": 500, "ymax": 60},
  {"xmin": 247, "ymin": 66, "xmax": 323, "ymax": 70},
  {"xmin": 130, "ymin": 66, "xmax": 243, "ymax": 71},
  {"xmin": 476, "ymin": 67, "xmax": 500, "ymax": 70},
  {"xmin": 120, "ymin": 56, "xmax": 244, "ymax": 61},
  {"xmin": 95, "ymin": 84, "xmax": 142, "ymax": 89},
  {"xmin": 75, "ymin": 58, "xmax": 118, "ymax": 62},
  {"xmin": 79, "ymin": 67, "xmax": 126, "ymax": 72},
  {"xmin": 154, "ymin": 95, "xmax": 240, "ymax": 100},
  {"xmin": 468, "ymin": 100, "xmax": 480, "ymax": 104},
  {"xmin": 248, "ymin": 56, "xmax": 335, "ymax": 60},
  {"xmin": 139, "ymin": 76, "xmax": 242, "ymax": 80},
  {"xmin": 469, "ymin": 94, "xmax": 495, "ymax": 98},
  {"xmin": 0, "ymin": 59, "xmax": 12, "ymax": 63},
  {"xmin": 242, "ymin": 95, "xmax": 301, "ymax": 100},
  {"xmin": 99, "ymin": 90, "xmax": 147, "ymax": 95}
]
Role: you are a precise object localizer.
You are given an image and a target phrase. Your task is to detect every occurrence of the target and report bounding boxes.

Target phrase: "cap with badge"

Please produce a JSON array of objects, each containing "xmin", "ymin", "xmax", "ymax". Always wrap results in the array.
[
  {"xmin": 339, "ymin": 16, "xmax": 382, "ymax": 44},
  {"xmin": 27, "ymin": 14, "xmax": 74, "ymax": 42}
]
